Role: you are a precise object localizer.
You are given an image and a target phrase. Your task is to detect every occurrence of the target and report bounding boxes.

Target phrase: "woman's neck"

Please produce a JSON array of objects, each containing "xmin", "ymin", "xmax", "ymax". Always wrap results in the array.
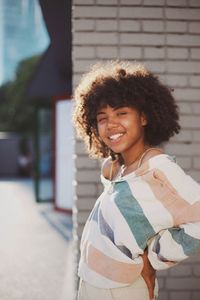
[
  {"xmin": 121, "ymin": 146, "xmax": 164, "ymax": 177},
  {"xmin": 122, "ymin": 143, "xmax": 149, "ymax": 167}
]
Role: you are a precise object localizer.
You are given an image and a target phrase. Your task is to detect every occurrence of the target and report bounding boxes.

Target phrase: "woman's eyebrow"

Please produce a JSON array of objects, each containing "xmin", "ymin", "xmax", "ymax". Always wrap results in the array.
[{"xmin": 96, "ymin": 111, "xmax": 106, "ymax": 115}]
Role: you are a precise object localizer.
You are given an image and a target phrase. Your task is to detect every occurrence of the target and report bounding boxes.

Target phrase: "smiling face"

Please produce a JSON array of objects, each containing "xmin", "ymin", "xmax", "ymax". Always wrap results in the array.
[{"xmin": 96, "ymin": 105, "xmax": 148, "ymax": 163}]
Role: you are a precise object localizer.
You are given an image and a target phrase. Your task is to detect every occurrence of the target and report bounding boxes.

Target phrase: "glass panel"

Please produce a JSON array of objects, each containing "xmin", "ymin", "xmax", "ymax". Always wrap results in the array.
[{"xmin": 38, "ymin": 108, "xmax": 52, "ymax": 201}]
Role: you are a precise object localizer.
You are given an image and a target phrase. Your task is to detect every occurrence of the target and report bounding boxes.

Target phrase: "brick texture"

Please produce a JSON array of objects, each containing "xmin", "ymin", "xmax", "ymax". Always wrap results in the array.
[{"xmin": 72, "ymin": 1, "xmax": 200, "ymax": 299}]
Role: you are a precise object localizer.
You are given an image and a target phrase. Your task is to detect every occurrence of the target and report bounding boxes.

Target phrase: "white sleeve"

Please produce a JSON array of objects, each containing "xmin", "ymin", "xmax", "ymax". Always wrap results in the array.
[
  {"xmin": 148, "ymin": 156, "xmax": 200, "ymax": 270},
  {"xmin": 148, "ymin": 222, "xmax": 200, "ymax": 270}
]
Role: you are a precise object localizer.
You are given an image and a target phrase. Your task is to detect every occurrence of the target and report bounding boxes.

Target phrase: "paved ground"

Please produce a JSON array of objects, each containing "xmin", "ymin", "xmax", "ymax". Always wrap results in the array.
[{"xmin": 0, "ymin": 178, "xmax": 75, "ymax": 300}]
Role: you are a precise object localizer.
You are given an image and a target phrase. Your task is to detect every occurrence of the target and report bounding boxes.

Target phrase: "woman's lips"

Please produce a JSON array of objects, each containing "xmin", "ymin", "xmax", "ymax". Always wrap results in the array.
[
  {"xmin": 107, "ymin": 133, "xmax": 125, "ymax": 145},
  {"xmin": 109, "ymin": 133, "xmax": 124, "ymax": 140}
]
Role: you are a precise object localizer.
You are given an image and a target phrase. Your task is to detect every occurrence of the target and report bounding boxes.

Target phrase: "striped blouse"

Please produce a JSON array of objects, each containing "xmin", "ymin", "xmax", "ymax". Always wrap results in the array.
[{"xmin": 78, "ymin": 154, "xmax": 200, "ymax": 288}]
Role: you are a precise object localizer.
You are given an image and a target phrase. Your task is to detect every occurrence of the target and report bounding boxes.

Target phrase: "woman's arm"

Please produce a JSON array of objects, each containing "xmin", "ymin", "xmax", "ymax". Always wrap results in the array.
[
  {"xmin": 142, "ymin": 221, "xmax": 200, "ymax": 299},
  {"xmin": 141, "ymin": 249, "xmax": 156, "ymax": 300},
  {"xmin": 148, "ymin": 222, "xmax": 200, "ymax": 270},
  {"xmin": 147, "ymin": 156, "xmax": 200, "ymax": 269}
]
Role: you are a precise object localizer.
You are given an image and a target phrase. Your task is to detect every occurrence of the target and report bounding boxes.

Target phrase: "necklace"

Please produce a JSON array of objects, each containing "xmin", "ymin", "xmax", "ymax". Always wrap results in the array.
[
  {"xmin": 108, "ymin": 147, "xmax": 162, "ymax": 194},
  {"xmin": 119, "ymin": 147, "xmax": 161, "ymax": 178}
]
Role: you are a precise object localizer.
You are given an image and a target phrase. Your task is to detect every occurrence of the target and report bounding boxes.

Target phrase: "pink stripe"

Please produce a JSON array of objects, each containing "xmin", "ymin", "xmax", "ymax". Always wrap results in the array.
[
  {"xmin": 143, "ymin": 169, "xmax": 200, "ymax": 226},
  {"xmin": 85, "ymin": 243, "xmax": 143, "ymax": 284}
]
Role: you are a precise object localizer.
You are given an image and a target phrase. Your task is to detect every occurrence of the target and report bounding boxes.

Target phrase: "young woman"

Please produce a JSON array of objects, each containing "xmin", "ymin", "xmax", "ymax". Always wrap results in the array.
[{"xmin": 73, "ymin": 60, "xmax": 200, "ymax": 300}]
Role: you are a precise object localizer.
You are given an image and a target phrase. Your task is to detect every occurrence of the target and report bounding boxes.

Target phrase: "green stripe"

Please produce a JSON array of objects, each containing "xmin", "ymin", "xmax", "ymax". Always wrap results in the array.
[
  {"xmin": 168, "ymin": 228, "xmax": 200, "ymax": 256},
  {"xmin": 114, "ymin": 181, "xmax": 155, "ymax": 250}
]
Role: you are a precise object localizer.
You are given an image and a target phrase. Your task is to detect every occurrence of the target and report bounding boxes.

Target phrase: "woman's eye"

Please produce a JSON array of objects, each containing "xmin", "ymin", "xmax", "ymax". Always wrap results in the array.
[
  {"xmin": 97, "ymin": 117, "xmax": 107, "ymax": 123},
  {"xmin": 118, "ymin": 111, "xmax": 127, "ymax": 116}
]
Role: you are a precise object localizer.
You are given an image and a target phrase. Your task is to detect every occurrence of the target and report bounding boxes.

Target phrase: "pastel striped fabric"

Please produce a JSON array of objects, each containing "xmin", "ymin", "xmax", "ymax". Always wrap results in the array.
[{"xmin": 78, "ymin": 154, "xmax": 200, "ymax": 288}]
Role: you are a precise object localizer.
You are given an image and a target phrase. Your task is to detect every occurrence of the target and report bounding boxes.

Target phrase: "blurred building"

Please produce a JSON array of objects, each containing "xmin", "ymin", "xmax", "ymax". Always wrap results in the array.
[
  {"xmin": 27, "ymin": 0, "xmax": 73, "ymax": 207},
  {"xmin": 0, "ymin": 0, "xmax": 50, "ymax": 178},
  {"xmin": 0, "ymin": 0, "xmax": 49, "ymax": 85}
]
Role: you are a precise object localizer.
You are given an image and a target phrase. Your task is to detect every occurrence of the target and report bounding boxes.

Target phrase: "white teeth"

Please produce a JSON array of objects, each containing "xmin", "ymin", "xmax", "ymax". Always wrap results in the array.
[{"xmin": 109, "ymin": 133, "xmax": 123, "ymax": 140}]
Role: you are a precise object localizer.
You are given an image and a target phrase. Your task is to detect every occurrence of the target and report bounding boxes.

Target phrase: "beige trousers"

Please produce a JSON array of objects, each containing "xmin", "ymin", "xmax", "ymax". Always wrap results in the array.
[{"xmin": 78, "ymin": 276, "xmax": 159, "ymax": 300}]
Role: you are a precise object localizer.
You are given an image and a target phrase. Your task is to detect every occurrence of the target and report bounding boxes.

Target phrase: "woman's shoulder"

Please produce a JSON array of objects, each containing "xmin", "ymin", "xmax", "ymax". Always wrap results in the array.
[
  {"xmin": 101, "ymin": 157, "xmax": 121, "ymax": 180},
  {"xmin": 142, "ymin": 147, "xmax": 164, "ymax": 163}
]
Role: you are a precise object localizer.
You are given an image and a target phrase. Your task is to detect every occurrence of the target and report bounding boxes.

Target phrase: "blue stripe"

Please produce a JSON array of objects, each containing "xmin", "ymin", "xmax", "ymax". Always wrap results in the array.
[
  {"xmin": 113, "ymin": 181, "xmax": 155, "ymax": 250},
  {"xmin": 117, "ymin": 245, "xmax": 132, "ymax": 259},
  {"xmin": 90, "ymin": 201, "xmax": 133, "ymax": 258},
  {"xmin": 99, "ymin": 209, "xmax": 114, "ymax": 243},
  {"xmin": 90, "ymin": 202, "xmax": 115, "ymax": 244},
  {"xmin": 168, "ymin": 227, "xmax": 200, "ymax": 256}
]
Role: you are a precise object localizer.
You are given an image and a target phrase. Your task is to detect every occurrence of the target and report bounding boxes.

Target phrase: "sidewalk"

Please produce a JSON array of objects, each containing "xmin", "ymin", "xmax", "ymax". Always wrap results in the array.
[{"xmin": 0, "ymin": 178, "xmax": 75, "ymax": 300}]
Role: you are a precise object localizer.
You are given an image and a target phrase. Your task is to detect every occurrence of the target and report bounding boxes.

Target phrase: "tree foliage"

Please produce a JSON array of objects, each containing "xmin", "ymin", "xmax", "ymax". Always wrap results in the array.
[{"xmin": 0, "ymin": 55, "xmax": 41, "ymax": 135}]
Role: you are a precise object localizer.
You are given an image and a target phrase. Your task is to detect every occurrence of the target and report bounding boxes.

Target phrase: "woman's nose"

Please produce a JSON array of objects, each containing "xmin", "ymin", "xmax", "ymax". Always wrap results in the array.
[{"xmin": 107, "ymin": 116, "xmax": 118, "ymax": 128}]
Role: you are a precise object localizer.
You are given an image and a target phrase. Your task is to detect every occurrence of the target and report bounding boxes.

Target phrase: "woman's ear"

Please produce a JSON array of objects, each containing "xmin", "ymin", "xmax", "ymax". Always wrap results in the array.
[{"xmin": 141, "ymin": 113, "xmax": 148, "ymax": 126}]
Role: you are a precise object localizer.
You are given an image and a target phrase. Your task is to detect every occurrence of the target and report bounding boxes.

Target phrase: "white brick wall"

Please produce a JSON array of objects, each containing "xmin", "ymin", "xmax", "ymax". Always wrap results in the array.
[{"xmin": 72, "ymin": 1, "xmax": 200, "ymax": 299}]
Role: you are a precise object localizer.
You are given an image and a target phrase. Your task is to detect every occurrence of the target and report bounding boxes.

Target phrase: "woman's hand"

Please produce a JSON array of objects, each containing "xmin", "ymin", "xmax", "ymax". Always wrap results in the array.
[{"xmin": 141, "ymin": 248, "xmax": 156, "ymax": 300}]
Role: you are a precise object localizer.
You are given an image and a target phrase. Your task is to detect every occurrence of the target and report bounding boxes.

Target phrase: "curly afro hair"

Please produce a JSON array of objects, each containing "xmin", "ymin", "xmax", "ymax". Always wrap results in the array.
[{"xmin": 73, "ymin": 60, "xmax": 180, "ymax": 159}]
